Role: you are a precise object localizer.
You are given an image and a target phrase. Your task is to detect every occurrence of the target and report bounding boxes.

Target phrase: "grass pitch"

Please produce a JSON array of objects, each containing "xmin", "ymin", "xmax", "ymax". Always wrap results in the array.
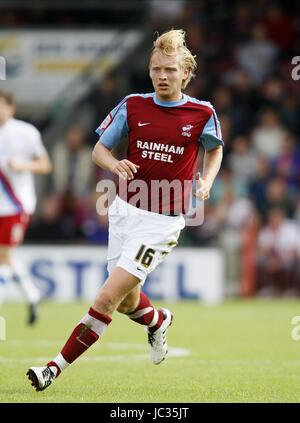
[{"xmin": 0, "ymin": 299, "xmax": 299, "ymax": 403}]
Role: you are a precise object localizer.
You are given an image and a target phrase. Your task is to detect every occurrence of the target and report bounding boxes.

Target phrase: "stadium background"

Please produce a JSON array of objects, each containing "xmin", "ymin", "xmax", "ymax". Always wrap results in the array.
[{"xmin": 1, "ymin": 0, "xmax": 300, "ymax": 404}]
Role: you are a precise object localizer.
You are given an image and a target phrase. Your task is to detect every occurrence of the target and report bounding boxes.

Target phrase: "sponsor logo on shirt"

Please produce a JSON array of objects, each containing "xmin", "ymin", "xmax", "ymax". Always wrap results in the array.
[{"xmin": 136, "ymin": 140, "xmax": 184, "ymax": 163}]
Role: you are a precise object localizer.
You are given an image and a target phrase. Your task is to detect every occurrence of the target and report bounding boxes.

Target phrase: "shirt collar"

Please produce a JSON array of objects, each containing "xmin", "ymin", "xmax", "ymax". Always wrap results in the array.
[{"xmin": 153, "ymin": 93, "xmax": 187, "ymax": 107}]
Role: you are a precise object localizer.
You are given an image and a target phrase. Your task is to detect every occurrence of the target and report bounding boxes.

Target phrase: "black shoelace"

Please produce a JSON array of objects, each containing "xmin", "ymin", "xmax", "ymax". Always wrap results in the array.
[{"xmin": 148, "ymin": 332, "xmax": 155, "ymax": 346}]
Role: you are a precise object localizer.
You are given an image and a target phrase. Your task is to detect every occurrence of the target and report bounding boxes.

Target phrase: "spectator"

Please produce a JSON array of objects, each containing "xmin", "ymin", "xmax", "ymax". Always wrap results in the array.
[
  {"xmin": 228, "ymin": 69, "xmax": 258, "ymax": 134},
  {"xmin": 81, "ymin": 192, "xmax": 109, "ymax": 245},
  {"xmin": 257, "ymin": 208, "xmax": 300, "ymax": 295},
  {"xmin": 149, "ymin": 0, "xmax": 186, "ymax": 30},
  {"xmin": 211, "ymin": 166, "xmax": 247, "ymax": 205},
  {"xmin": 227, "ymin": 135, "xmax": 258, "ymax": 183},
  {"xmin": 279, "ymin": 94, "xmax": 300, "ymax": 134},
  {"xmin": 264, "ymin": 177, "xmax": 295, "ymax": 219},
  {"xmin": 51, "ymin": 125, "xmax": 94, "ymax": 198},
  {"xmin": 232, "ymin": 2, "xmax": 255, "ymax": 42},
  {"xmin": 271, "ymin": 132, "xmax": 300, "ymax": 191},
  {"xmin": 217, "ymin": 189, "xmax": 255, "ymax": 296},
  {"xmin": 50, "ymin": 125, "xmax": 95, "ymax": 240},
  {"xmin": 252, "ymin": 108, "xmax": 286, "ymax": 159},
  {"xmin": 248, "ymin": 155, "xmax": 271, "ymax": 218},
  {"xmin": 83, "ymin": 74, "xmax": 120, "ymax": 146},
  {"xmin": 260, "ymin": 76, "xmax": 285, "ymax": 108},
  {"xmin": 262, "ymin": 4, "xmax": 295, "ymax": 52},
  {"xmin": 184, "ymin": 203, "xmax": 221, "ymax": 246},
  {"xmin": 236, "ymin": 24, "xmax": 278, "ymax": 85},
  {"xmin": 26, "ymin": 195, "xmax": 68, "ymax": 243}
]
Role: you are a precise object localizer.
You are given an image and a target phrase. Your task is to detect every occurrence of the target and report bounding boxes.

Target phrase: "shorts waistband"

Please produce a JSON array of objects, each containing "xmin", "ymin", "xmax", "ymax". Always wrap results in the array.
[{"xmin": 114, "ymin": 196, "xmax": 181, "ymax": 218}]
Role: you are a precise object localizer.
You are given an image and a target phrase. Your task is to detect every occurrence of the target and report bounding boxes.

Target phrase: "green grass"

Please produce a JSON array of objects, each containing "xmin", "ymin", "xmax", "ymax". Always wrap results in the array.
[{"xmin": 0, "ymin": 299, "xmax": 300, "ymax": 402}]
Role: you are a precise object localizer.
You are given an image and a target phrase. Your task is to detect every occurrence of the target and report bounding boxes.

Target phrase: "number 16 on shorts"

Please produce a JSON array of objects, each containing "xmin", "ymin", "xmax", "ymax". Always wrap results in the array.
[{"xmin": 135, "ymin": 245, "xmax": 155, "ymax": 269}]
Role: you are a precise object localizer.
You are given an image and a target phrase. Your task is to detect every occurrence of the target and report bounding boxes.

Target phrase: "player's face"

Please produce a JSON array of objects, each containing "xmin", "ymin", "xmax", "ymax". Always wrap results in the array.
[
  {"xmin": 150, "ymin": 52, "xmax": 189, "ymax": 102},
  {"xmin": 0, "ymin": 97, "xmax": 14, "ymax": 125}
]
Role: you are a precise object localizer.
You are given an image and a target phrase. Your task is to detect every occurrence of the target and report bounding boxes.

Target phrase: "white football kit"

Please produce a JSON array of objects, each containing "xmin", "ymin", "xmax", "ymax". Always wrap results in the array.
[{"xmin": 0, "ymin": 118, "xmax": 47, "ymax": 216}]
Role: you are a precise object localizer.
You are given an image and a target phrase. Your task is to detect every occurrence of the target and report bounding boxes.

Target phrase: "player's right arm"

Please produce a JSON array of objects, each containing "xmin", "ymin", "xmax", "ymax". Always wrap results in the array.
[
  {"xmin": 92, "ymin": 143, "xmax": 139, "ymax": 180},
  {"xmin": 92, "ymin": 97, "xmax": 139, "ymax": 180}
]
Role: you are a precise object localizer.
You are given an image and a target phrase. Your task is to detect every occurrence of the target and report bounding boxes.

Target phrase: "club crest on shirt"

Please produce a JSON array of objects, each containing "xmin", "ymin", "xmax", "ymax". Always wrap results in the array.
[
  {"xmin": 99, "ymin": 114, "xmax": 112, "ymax": 130},
  {"xmin": 181, "ymin": 124, "xmax": 193, "ymax": 137}
]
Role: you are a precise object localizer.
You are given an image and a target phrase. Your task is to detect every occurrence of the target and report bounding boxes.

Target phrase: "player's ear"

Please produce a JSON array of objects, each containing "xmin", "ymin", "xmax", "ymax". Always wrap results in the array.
[
  {"xmin": 10, "ymin": 104, "xmax": 16, "ymax": 117},
  {"xmin": 182, "ymin": 68, "xmax": 190, "ymax": 88},
  {"xmin": 183, "ymin": 67, "xmax": 189, "ymax": 80}
]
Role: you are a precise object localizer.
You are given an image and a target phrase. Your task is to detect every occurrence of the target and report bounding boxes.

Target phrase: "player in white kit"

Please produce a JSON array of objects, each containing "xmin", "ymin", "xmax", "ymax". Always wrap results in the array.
[{"xmin": 0, "ymin": 91, "xmax": 52, "ymax": 324}]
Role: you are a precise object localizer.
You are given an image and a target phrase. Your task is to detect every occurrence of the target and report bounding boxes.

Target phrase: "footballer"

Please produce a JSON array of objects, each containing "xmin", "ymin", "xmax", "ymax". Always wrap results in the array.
[{"xmin": 27, "ymin": 29, "xmax": 223, "ymax": 391}]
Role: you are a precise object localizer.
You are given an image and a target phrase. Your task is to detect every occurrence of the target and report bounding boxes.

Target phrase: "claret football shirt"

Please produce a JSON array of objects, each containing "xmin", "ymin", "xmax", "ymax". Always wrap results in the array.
[{"xmin": 96, "ymin": 93, "xmax": 223, "ymax": 214}]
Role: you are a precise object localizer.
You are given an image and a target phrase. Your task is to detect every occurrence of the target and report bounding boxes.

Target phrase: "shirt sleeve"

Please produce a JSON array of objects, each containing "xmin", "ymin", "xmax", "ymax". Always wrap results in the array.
[
  {"xmin": 199, "ymin": 105, "xmax": 224, "ymax": 151},
  {"xmin": 95, "ymin": 97, "xmax": 128, "ymax": 149}
]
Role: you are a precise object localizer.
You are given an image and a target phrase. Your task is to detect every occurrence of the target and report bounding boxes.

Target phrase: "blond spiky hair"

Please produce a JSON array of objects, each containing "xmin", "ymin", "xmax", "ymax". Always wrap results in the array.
[{"xmin": 150, "ymin": 29, "xmax": 197, "ymax": 89}]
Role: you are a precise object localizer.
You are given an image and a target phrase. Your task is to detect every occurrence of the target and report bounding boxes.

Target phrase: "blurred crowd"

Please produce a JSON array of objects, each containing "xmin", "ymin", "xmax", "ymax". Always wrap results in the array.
[
  {"xmin": 176, "ymin": 0, "xmax": 300, "ymax": 296},
  {"xmin": 7, "ymin": 0, "xmax": 299, "ymax": 296}
]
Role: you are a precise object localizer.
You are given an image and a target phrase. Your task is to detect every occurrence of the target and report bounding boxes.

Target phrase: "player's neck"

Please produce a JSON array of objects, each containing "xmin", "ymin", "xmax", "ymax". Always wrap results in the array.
[{"xmin": 155, "ymin": 92, "xmax": 183, "ymax": 103}]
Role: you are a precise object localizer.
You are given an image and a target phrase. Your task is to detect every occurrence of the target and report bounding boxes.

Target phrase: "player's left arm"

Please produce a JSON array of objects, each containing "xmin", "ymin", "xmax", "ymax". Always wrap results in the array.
[
  {"xmin": 196, "ymin": 146, "xmax": 223, "ymax": 200},
  {"xmin": 197, "ymin": 105, "xmax": 224, "ymax": 200}
]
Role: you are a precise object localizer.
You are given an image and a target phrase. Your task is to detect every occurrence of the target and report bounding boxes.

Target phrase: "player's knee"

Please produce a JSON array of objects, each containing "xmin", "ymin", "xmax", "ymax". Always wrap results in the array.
[
  {"xmin": 0, "ymin": 247, "xmax": 10, "ymax": 264},
  {"xmin": 117, "ymin": 301, "xmax": 133, "ymax": 314},
  {"xmin": 93, "ymin": 291, "xmax": 116, "ymax": 315},
  {"xmin": 117, "ymin": 295, "xmax": 139, "ymax": 314},
  {"xmin": 116, "ymin": 302, "xmax": 127, "ymax": 314}
]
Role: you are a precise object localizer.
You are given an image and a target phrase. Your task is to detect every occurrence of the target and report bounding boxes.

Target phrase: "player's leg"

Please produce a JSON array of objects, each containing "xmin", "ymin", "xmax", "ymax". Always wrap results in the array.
[
  {"xmin": 0, "ymin": 213, "xmax": 41, "ymax": 322},
  {"xmin": 10, "ymin": 214, "xmax": 41, "ymax": 324},
  {"xmin": 117, "ymin": 286, "xmax": 173, "ymax": 365},
  {"xmin": 116, "ymin": 284, "xmax": 140, "ymax": 314},
  {"xmin": 27, "ymin": 266, "xmax": 140, "ymax": 391},
  {"xmin": 0, "ymin": 246, "xmax": 12, "ymax": 306},
  {"xmin": 0, "ymin": 217, "xmax": 13, "ymax": 305},
  {"xmin": 117, "ymin": 286, "xmax": 167, "ymax": 335},
  {"xmin": 0, "ymin": 245, "xmax": 40, "ymax": 316},
  {"xmin": 11, "ymin": 259, "xmax": 41, "ymax": 324},
  {"xmin": 114, "ymin": 203, "xmax": 185, "ymax": 365}
]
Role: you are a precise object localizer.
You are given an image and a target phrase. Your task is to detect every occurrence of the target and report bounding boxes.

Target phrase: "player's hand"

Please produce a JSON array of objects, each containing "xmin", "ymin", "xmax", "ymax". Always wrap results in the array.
[
  {"xmin": 194, "ymin": 172, "xmax": 211, "ymax": 201},
  {"xmin": 112, "ymin": 159, "xmax": 140, "ymax": 180},
  {"xmin": 8, "ymin": 159, "xmax": 27, "ymax": 172}
]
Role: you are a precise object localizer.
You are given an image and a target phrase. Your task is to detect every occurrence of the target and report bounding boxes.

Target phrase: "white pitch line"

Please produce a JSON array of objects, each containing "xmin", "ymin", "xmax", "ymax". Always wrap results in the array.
[
  {"xmin": 4, "ymin": 340, "xmax": 61, "ymax": 347},
  {"xmin": 1, "ymin": 355, "xmax": 299, "ymax": 366},
  {"xmin": 0, "ymin": 342, "xmax": 190, "ymax": 363},
  {"xmin": 3, "ymin": 340, "xmax": 182, "ymax": 349}
]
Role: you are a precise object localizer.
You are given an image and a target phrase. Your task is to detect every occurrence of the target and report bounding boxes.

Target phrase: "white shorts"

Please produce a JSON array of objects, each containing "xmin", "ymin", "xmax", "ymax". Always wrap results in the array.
[{"xmin": 107, "ymin": 196, "xmax": 185, "ymax": 283}]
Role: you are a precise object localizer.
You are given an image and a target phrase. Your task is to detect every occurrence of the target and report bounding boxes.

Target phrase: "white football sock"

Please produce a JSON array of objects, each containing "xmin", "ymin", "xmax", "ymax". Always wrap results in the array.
[{"xmin": 52, "ymin": 353, "xmax": 70, "ymax": 373}]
